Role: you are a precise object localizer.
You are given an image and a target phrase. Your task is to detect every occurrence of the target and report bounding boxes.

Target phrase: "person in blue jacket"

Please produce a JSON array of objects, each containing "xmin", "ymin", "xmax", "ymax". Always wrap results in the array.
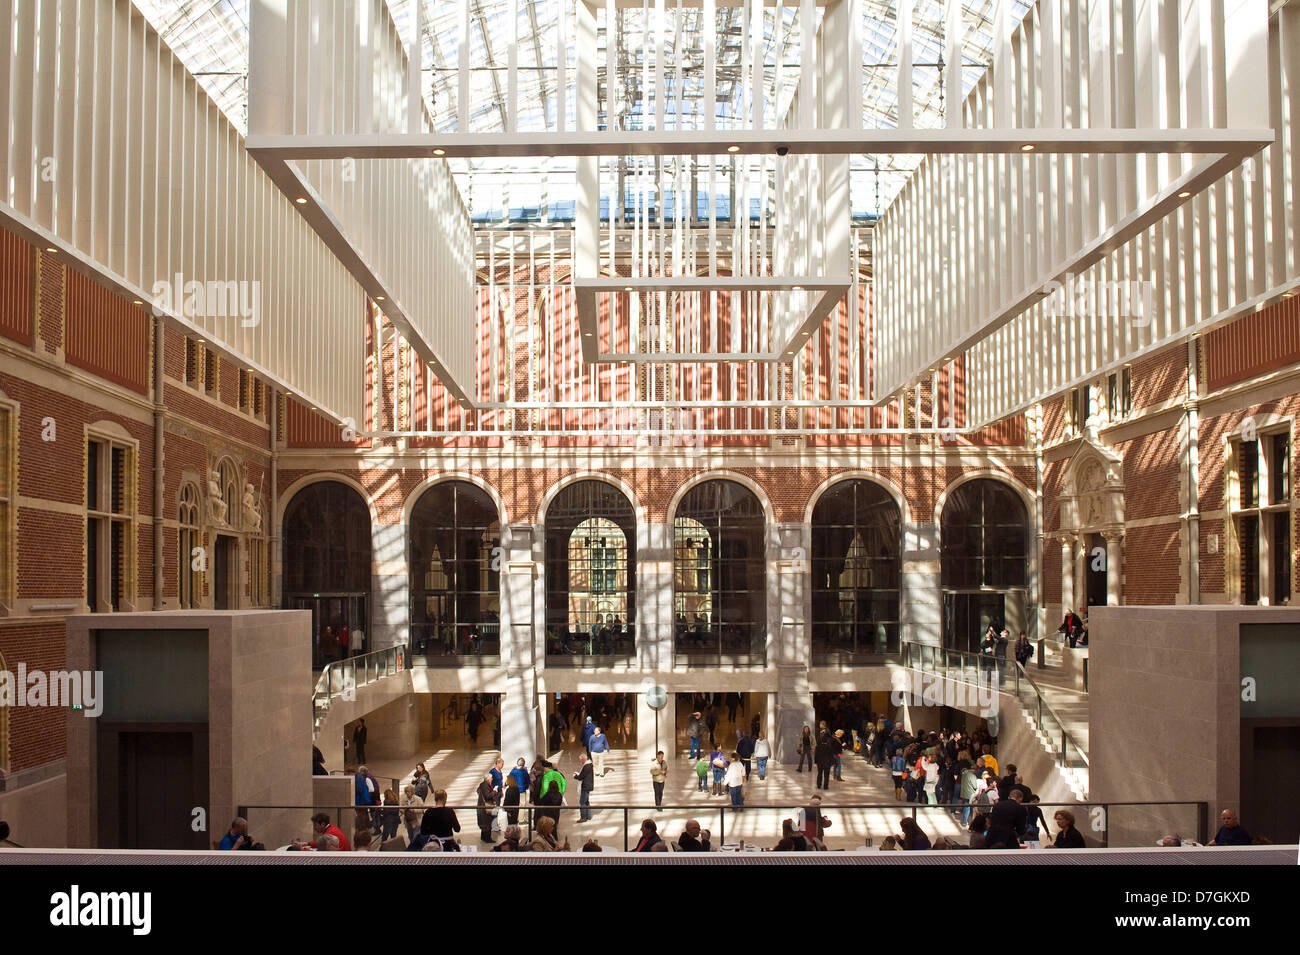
[
  {"xmin": 581, "ymin": 716, "xmax": 596, "ymax": 754},
  {"xmin": 588, "ymin": 725, "xmax": 613, "ymax": 776}
]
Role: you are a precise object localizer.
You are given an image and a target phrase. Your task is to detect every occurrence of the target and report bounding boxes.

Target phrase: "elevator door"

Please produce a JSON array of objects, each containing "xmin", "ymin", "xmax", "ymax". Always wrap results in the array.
[{"xmin": 117, "ymin": 731, "xmax": 204, "ymax": 849}]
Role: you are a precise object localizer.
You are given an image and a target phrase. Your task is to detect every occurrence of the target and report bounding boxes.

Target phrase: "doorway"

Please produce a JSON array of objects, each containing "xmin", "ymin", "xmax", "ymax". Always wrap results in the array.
[
  {"xmin": 213, "ymin": 535, "xmax": 236, "ymax": 610},
  {"xmin": 99, "ymin": 727, "xmax": 209, "ymax": 849},
  {"xmin": 1085, "ymin": 533, "xmax": 1108, "ymax": 609},
  {"xmin": 943, "ymin": 592, "xmax": 1006, "ymax": 653}
]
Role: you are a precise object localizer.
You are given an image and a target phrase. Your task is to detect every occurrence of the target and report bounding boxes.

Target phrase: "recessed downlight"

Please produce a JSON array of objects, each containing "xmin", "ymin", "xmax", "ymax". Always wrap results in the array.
[
  {"xmin": 1177, "ymin": 190, "xmax": 1191, "ymax": 198},
  {"xmin": 376, "ymin": 295, "xmax": 386, "ymax": 302},
  {"xmin": 295, "ymin": 197, "xmax": 308, "ymax": 204},
  {"xmin": 44, "ymin": 246, "xmax": 56, "ymax": 253},
  {"xmin": 432, "ymin": 148, "xmax": 446, "ymax": 156},
  {"xmin": 132, "ymin": 299, "xmax": 144, "ymax": 305},
  {"xmin": 624, "ymin": 286, "xmax": 634, "ymax": 292},
  {"xmin": 791, "ymin": 285, "xmax": 802, "ymax": 291},
  {"xmin": 726, "ymin": 144, "xmax": 741, "ymax": 153},
  {"xmin": 1020, "ymin": 144, "xmax": 1035, "ymax": 152}
]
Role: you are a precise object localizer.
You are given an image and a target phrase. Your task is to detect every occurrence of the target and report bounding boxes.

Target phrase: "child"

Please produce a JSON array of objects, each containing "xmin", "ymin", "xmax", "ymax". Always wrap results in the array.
[{"xmin": 695, "ymin": 754, "xmax": 709, "ymax": 792}]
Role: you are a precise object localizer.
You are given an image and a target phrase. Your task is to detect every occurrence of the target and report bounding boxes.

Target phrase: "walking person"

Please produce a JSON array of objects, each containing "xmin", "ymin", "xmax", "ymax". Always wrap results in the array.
[
  {"xmin": 796, "ymin": 724, "xmax": 814, "ymax": 773},
  {"xmin": 831, "ymin": 730, "xmax": 846, "ymax": 781},
  {"xmin": 502, "ymin": 773, "xmax": 522, "ymax": 826},
  {"xmin": 725, "ymin": 752, "xmax": 746, "ymax": 811},
  {"xmin": 753, "ymin": 731, "xmax": 771, "ymax": 780},
  {"xmin": 351, "ymin": 719, "xmax": 367, "ymax": 764},
  {"xmin": 649, "ymin": 751, "xmax": 668, "ymax": 810},
  {"xmin": 588, "ymin": 725, "xmax": 613, "ymax": 776},
  {"xmin": 401, "ymin": 785, "xmax": 424, "ymax": 843},
  {"xmin": 736, "ymin": 730, "xmax": 755, "ymax": 780},
  {"xmin": 573, "ymin": 753, "xmax": 595, "ymax": 822},
  {"xmin": 687, "ymin": 710, "xmax": 705, "ymax": 760}
]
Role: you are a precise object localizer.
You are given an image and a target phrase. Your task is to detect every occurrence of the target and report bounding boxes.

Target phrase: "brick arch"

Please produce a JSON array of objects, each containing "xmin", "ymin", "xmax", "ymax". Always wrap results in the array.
[{"xmin": 665, "ymin": 471, "xmax": 776, "ymax": 527}]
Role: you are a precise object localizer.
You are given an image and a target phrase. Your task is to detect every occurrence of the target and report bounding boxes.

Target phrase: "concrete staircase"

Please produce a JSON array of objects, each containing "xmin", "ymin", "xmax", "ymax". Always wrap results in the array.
[{"xmin": 1014, "ymin": 680, "xmax": 1089, "ymax": 799}]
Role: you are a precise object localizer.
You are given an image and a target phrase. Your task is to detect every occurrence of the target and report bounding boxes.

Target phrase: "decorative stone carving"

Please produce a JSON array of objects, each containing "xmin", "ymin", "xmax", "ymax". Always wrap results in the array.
[
  {"xmin": 206, "ymin": 468, "xmax": 228, "ymax": 525},
  {"xmin": 242, "ymin": 483, "xmax": 262, "ymax": 534}
]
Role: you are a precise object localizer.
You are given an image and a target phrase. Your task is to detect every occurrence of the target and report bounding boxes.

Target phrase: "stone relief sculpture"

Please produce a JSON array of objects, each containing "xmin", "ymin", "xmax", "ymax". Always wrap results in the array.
[
  {"xmin": 242, "ymin": 483, "xmax": 263, "ymax": 534},
  {"xmin": 206, "ymin": 468, "xmax": 228, "ymax": 525}
]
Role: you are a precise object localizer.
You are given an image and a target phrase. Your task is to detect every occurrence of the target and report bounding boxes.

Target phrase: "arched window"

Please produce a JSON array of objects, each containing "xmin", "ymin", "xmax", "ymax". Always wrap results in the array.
[
  {"xmin": 811, "ymin": 480, "xmax": 901, "ymax": 660},
  {"xmin": 283, "ymin": 481, "xmax": 372, "ymax": 667},
  {"xmin": 409, "ymin": 481, "xmax": 501, "ymax": 662},
  {"xmin": 544, "ymin": 481, "xmax": 636, "ymax": 659},
  {"xmin": 673, "ymin": 480, "xmax": 766, "ymax": 663},
  {"xmin": 940, "ymin": 478, "xmax": 1030, "ymax": 653},
  {"xmin": 177, "ymin": 483, "xmax": 201, "ymax": 608}
]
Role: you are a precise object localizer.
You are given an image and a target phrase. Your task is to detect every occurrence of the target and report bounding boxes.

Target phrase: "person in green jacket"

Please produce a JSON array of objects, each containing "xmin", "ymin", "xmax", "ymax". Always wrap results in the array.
[
  {"xmin": 537, "ymin": 760, "xmax": 567, "ymax": 834},
  {"xmin": 694, "ymin": 755, "xmax": 709, "ymax": 792}
]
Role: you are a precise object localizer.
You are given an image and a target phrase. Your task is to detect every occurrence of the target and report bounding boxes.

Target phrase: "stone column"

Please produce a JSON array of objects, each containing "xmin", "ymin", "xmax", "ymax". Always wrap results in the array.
[
  {"xmin": 635, "ymin": 690, "xmax": 672, "ymax": 764},
  {"xmin": 499, "ymin": 524, "xmax": 541, "ymax": 762},
  {"xmin": 1059, "ymin": 535, "xmax": 1075, "ymax": 617},
  {"xmin": 901, "ymin": 520, "xmax": 942, "ymax": 646},
  {"xmin": 1073, "ymin": 536, "xmax": 1087, "ymax": 613},
  {"xmin": 774, "ymin": 665, "xmax": 814, "ymax": 763},
  {"xmin": 637, "ymin": 522, "xmax": 674, "ymax": 672},
  {"xmin": 371, "ymin": 520, "xmax": 408, "ymax": 651},
  {"xmin": 1104, "ymin": 530, "xmax": 1123, "ymax": 606},
  {"xmin": 773, "ymin": 523, "xmax": 808, "ymax": 667}
]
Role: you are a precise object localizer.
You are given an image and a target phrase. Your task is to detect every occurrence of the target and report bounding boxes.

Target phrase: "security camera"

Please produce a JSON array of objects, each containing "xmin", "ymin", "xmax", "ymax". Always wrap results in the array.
[{"xmin": 775, "ymin": 144, "xmax": 790, "ymax": 157}]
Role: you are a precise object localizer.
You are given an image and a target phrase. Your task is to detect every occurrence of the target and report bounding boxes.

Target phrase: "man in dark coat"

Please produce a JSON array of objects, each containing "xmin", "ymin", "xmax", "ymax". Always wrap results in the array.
[
  {"xmin": 814, "ymin": 731, "xmax": 835, "ymax": 790},
  {"xmin": 984, "ymin": 789, "xmax": 1028, "ymax": 848}
]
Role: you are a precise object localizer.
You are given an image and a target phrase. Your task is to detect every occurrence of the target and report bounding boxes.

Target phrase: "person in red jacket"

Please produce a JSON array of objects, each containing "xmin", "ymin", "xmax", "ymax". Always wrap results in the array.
[{"xmin": 294, "ymin": 812, "xmax": 352, "ymax": 851}]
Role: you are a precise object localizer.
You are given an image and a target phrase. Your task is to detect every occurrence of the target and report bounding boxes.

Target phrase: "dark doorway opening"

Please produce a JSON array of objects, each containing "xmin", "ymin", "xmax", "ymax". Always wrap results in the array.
[
  {"xmin": 943, "ymin": 592, "xmax": 1006, "ymax": 654},
  {"xmin": 213, "ymin": 535, "xmax": 235, "ymax": 610},
  {"xmin": 1085, "ymin": 533, "xmax": 1107, "ymax": 609}
]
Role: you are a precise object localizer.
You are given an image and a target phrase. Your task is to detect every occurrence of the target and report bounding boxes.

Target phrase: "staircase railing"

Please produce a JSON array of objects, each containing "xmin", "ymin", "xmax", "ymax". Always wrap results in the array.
[
  {"xmin": 313, "ymin": 645, "xmax": 407, "ymax": 731},
  {"xmin": 900, "ymin": 642, "xmax": 1089, "ymax": 782}
]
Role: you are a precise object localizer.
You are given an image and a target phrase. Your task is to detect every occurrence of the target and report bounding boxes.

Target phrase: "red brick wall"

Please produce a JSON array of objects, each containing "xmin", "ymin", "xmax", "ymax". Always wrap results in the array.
[
  {"xmin": 1123, "ymin": 523, "xmax": 1182, "ymax": 604},
  {"xmin": 0, "ymin": 623, "xmax": 67, "ymax": 773},
  {"xmin": 65, "ymin": 270, "xmax": 149, "ymax": 394},
  {"xmin": 0, "ymin": 227, "xmax": 33, "ymax": 346}
]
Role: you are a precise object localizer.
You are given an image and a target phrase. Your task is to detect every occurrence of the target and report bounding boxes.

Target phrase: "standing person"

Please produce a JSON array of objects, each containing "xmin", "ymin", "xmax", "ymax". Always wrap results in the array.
[
  {"xmin": 797, "ymin": 794, "xmax": 831, "ymax": 847},
  {"xmin": 354, "ymin": 764, "xmax": 380, "ymax": 832},
  {"xmin": 401, "ymin": 785, "xmax": 424, "ymax": 842},
  {"xmin": 984, "ymin": 789, "xmax": 1027, "ymax": 848},
  {"xmin": 736, "ymin": 730, "xmax": 755, "ymax": 780},
  {"xmin": 1058, "ymin": 608, "xmax": 1083, "ymax": 648},
  {"xmin": 709, "ymin": 746, "xmax": 729, "ymax": 796},
  {"xmin": 502, "ymin": 774, "xmax": 522, "ymax": 826},
  {"xmin": 476, "ymin": 772, "xmax": 499, "ymax": 844},
  {"xmin": 588, "ymin": 725, "xmax": 613, "ymax": 776},
  {"xmin": 889, "ymin": 749, "xmax": 907, "ymax": 800},
  {"xmin": 465, "ymin": 701, "xmax": 484, "ymax": 744},
  {"xmin": 831, "ymin": 730, "xmax": 846, "ymax": 782},
  {"xmin": 381, "ymin": 788, "xmax": 401, "ymax": 842},
  {"xmin": 573, "ymin": 753, "xmax": 595, "ymax": 822},
  {"xmin": 958, "ymin": 764, "xmax": 979, "ymax": 824},
  {"xmin": 724, "ymin": 752, "xmax": 746, "ymax": 811},
  {"xmin": 814, "ymin": 731, "xmax": 835, "ymax": 791},
  {"xmin": 687, "ymin": 711, "xmax": 705, "ymax": 760},
  {"xmin": 796, "ymin": 725, "xmax": 814, "ymax": 774},
  {"xmin": 1014, "ymin": 631, "xmax": 1033, "ymax": 668},
  {"xmin": 509, "ymin": 758, "xmax": 531, "ymax": 802},
  {"xmin": 580, "ymin": 716, "xmax": 596, "ymax": 755},
  {"xmin": 411, "ymin": 762, "xmax": 432, "ymax": 800},
  {"xmin": 537, "ymin": 761, "xmax": 567, "ymax": 836},
  {"xmin": 995, "ymin": 628, "xmax": 1010, "ymax": 684},
  {"xmin": 649, "ymin": 751, "xmax": 668, "ymax": 810},
  {"xmin": 548, "ymin": 709, "xmax": 565, "ymax": 753},
  {"xmin": 704, "ymin": 706, "xmax": 719, "ymax": 747},
  {"xmin": 490, "ymin": 757, "xmax": 505, "ymax": 797},
  {"xmin": 753, "ymin": 732, "xmax": 771, "ymax": 780},
  {"xmin": 352, "ymin": 719, "xmax": 367, "ymax": 764},
  {"xmin": 338, "ymin": 625, "xmax": 350, "ymax": 660},
  {"xmin": 694, "ymin": 752, "xmax": 709, "ymax": 792}
]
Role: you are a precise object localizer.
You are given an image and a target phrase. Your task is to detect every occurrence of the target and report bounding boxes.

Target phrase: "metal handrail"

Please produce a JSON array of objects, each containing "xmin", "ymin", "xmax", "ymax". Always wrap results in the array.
[
  {"xmin": 312, "ymin": 645, "xmax": 408, "ymax": 723},
  {"xmin": 900, "ymin": 642, "xmax": 1089, "ymax": 772},
  {"xmin": 1012, "ymin": 661, "xmax": 1089, "ymax": 768},
  {"xmin": 238, "ymin": 800, "xmax": 1211, "ymax": 850}
]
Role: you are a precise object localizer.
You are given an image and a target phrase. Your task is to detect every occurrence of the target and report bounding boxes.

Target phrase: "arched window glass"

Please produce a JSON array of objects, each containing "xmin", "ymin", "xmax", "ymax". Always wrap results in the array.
[
  {"xmin": 409, "ymin": 481, "xmax": 501, "ymax": 662},
  {"xmin": 282, "ymin": 481, "xmax": 372, "ymax": 667},
  {"xmin": 811, "ymin": 480, "xmax": 901, "ymax": 660},
  {"xmin": 544, "ymin": 481, "xmax": 636, "ymax": 660},
  {"xmin": 178, "ymin": 483, "xmax": 200, "ymax": 609},
  {"xmin": 940, "ymin": 479, "xmax": 1029, "ymax": 652},
  {"xmin": 673, "ymin": 480, "xmax": 766, "ymax": 664}
]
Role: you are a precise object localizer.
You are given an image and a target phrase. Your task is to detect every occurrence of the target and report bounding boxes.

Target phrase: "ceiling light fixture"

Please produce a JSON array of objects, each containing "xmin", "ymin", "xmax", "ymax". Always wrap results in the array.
[
  {"xmin": 295, "ymin": 197, "xmax": 308, "ymax": 204},
  {"xmin": 726, "ymin": 144, "xmax": 740, "ymax": 153},
  {"xmin": 1177, "ymin": 190, "xmax": 1191, "ymax": 198},
  {"xmin": 624, "ymin": 286, "xmax": 634, "ymax": 292},
  {"xmin": 432, "ymin": 148, "xmax": 446, "ymax": 156},
  {"xmin": 1020, "ymin": 144, "xmax": 1035, "ymax": 152},
  {"xmin": 132, "ymin": 299, "xmax": 144, "ymax": 306},
  {"xmin": 44, "ymin": 246, "xmax": 56, "ymax": 253},
  {"xmin": 376, "ymin": 295, "xmax": 386, "ymax": 301}
]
